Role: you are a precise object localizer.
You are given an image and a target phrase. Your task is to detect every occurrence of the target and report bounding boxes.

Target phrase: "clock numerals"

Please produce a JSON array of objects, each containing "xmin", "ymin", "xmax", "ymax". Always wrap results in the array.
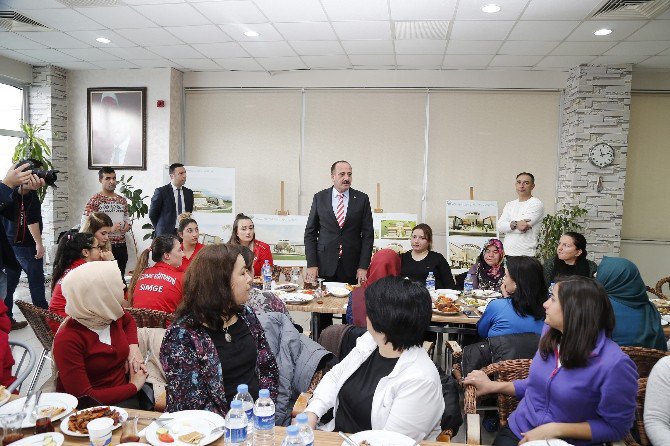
[{"xmin": 589, "ymin": 143, "xmax": 614, "ymax": 168}]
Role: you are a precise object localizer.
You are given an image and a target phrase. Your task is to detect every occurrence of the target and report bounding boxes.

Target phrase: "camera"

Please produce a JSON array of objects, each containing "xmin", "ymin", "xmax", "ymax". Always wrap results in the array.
[{"xmin": 16, "ymin": 159, "xmax": 59, "ymax": 187}]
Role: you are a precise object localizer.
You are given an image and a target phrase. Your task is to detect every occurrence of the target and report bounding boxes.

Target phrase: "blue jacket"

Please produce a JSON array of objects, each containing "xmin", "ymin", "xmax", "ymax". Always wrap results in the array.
[
  {"xmin": 476, "ymin": 298, "xmax": 544, "ymax": 339},
  {"xmin": 509, "ymin": 329, "xmax": 638, "ymax": 445}
]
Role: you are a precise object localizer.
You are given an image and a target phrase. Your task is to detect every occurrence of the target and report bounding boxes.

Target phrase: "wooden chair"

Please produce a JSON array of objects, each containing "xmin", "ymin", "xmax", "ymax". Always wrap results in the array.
[
  {"xmin": 15, "ymin": 301, "xmax": 65, "ymax": 394},
  {"xmin": 463, "ymin": 358, "xmax": 531, "ymax": 445},
  {"xmin": 647, "ymin": 276, "xmax": 670, "ymax": 300},
  {"xmin": 126, "ymin": 307, "xmax": 173, "ymax": 328}
]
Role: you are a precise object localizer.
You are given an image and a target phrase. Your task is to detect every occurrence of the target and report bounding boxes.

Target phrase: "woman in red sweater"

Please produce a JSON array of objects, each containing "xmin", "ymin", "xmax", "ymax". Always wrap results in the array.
[
  {"xmin": 53, "ymin": 261, "xmax": 148, "ymax": 406},
  {"xmin": 0, "ymin": 301, "xmax": 15, "ymax": 390},
  {"xmin": 227, "ymin": 213, "xmax": 273, "ymax": 277},
  {"xmin": 48, "ymin": 230, "xmax": 103, "ymax": 332},
  {"xmin": 128, "ymin": 234, "xmax": 184, "ymax": 313},
  {"xmin": 177, "ymin": 214, "xmax": 204, "ymax": 272}
]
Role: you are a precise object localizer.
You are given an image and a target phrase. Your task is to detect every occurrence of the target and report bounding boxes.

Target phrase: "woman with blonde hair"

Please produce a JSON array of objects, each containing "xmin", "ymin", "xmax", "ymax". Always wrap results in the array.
[
  {"xmin": 80, "ymin": 212, "xmax": 115, "ymax": 261},
  {"xmin": 128, "ymin": 234, "xmax": 184, "ymax": 313}
]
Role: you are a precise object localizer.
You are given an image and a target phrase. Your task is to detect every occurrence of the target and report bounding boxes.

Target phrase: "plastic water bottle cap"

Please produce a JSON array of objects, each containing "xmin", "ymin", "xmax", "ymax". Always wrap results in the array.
[
  {"xmin": 286, "ymin": 426, "xmax": 299, "ymax": 436},
  {"xmin": 237, "ymin": 384, "xmax": 248, "ymax": 393},
  {"xmin": 259, "ymin": 389, "xmax": 270, "ymax": 398},
  {"xmin": 230, "ymin": 400, "xmax": 242, "ymax": 409},
  {"xmin": 296, "ymin": 413, "xmax": 307, "ymax": 423}
]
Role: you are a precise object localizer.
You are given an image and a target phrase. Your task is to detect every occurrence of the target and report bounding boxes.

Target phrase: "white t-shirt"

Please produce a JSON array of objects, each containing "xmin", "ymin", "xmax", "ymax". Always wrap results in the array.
[{"xmin": 497, "ymin": 196, "xmax": 545, "ymax": 256}]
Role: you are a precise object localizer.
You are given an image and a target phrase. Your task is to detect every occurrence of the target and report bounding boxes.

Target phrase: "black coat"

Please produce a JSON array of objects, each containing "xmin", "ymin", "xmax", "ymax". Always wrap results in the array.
[
  {"xmin": 0, "ymin": 184, "xmax": 19, "ymax": 272},
  {"xmin": 148, "ymin": 183, "xmax": 194, "ymax": 236}
]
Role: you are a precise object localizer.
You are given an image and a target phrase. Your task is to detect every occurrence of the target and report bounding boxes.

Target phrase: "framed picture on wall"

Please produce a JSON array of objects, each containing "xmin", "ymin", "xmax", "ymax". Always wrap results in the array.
[{"xmin": 87, "ymin": 87, "xmax": 147, "ymax": 170}]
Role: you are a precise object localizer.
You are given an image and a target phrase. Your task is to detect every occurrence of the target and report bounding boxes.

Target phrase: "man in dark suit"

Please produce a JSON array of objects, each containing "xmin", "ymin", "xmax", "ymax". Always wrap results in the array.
[
  {"xmin": 149, "ymin": 163, "xmax": 194, "ymax": 236},
  {"xmin": 304, "ymin": 160, "xmax": 374, "ymax": 287}
]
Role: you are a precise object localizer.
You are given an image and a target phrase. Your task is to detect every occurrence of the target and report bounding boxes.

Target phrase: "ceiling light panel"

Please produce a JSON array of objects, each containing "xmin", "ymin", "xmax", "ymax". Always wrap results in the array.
[
  {"xmin": 132, "ymin": 4, "xmax": 210, "ymax": 27},
  {"xmin": 507, "ymin": 21, "xmax": 580, "ymax": 41},
  {"xmin": 449, "ymin": 21, "xmax": 515, "ymax": 40},
  {"xmin": 332, "ymin": 21, "xmax": 392, "ymax": 40},
  {"xmin": 321, "ymin": 0, "xmax": 389, "ymax": 21},
  {"xmin": 253, "ymin": 0, "xmax": 327, "ymax": 22},
  {"xmin": 456, "ymin": 0, "xmax": 527, "ymax": 20},
  {"xmin": 165, "ymin": 25, "xmax": 232, "ymax": 44},
  {"xmin": 75, "ymin": 7, "xmax": 157, "ymax": 29},
  {"xmin": 191, "ymin": 1, "xmax": 266, "ymax": 24},
  {"xmin": 390, "ymin": 0, "xmax": 456, "ymax": 20},
  {"xmin": 394, "ymin": 21, "xmax": 448, "ymax": 39},
  {"xmin": 522, "ymin": 0, "xmax": 603, "ymax": 20},
  {"xmin": 274, "ymin": 22, "xmax": 337, "ymax": 41},
  {"xmin": 220, "ymin": 23, "xmax": 283, "ymax": 41},
  {"xmin": 566, "ymin": 20, "xmax": 647, "ymax": 41}
]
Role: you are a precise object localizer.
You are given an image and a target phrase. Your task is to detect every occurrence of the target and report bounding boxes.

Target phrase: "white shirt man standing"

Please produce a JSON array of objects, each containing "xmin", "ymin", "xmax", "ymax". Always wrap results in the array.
[{"xmin": 497, "ymin": 172, "xmax": 545, "ymax": 257}]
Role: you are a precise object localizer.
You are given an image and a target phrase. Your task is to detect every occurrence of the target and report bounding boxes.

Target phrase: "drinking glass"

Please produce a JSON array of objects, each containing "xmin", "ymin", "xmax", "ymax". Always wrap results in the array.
[
  {"xmin": 290, "ymin": 267, "xmax": 302, "ymax": 287},
  {"xmin": 32, "ymin": 405, "xmax": 55, "ymax": 434},
  {"xmin": 120, "ymin": 416, "xmax": 140, "ymax": 443},
  {"xmin": 0, "ymin": 413, "xmax": 25, "ymax": 445}
]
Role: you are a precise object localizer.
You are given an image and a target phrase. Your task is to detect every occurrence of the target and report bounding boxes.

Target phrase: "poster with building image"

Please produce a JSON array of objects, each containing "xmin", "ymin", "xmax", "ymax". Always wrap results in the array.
[
  {"xmin": 163, "ymin": 165, "xmax": 235, "ymax": 242},
  {"xmin": 251, "ymin": 214, "xmax": 308, "ymax": 266},
  {"xmin": 372, "ymin": 213, "xmax": 417, "ymax": 254},
  {"xmin": 446, "ymin": 200, "xmax": 499, "ymax": 269}
]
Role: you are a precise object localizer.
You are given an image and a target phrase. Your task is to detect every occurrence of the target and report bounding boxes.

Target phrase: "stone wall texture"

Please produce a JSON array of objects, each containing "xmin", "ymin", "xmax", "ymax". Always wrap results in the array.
[{"xmin": 558, "ymin": 64, "xmax": 632, "ymax": 261}]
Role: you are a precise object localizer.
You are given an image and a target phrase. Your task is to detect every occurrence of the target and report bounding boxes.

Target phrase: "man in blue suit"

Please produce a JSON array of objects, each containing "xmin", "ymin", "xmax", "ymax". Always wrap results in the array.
[{"xmin": 149, "ymin": 163, "xmax": 194, "ymax": 236}]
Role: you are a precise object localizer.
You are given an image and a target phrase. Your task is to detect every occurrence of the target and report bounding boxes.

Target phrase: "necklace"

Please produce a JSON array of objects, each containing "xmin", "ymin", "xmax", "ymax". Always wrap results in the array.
[{"xmin": 223, "ymin": 324, "xmax": 232, "ymax": 343}]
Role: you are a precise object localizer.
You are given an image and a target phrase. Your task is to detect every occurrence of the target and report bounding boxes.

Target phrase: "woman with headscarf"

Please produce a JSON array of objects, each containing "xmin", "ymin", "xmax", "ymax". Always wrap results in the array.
[
  {"xmin": 596, "ymin": 256, "xmax": 666, "ymax": 350},
  {"xmin": 52, "ymin": 261, "xmax": 148, "ymax": 406},
  {"xmin": 345, "ymin": 249, "xmax": 401, "ymax": 327},
  {"xmin": 466, "ymin": 239, "xmax": 505, "ymax": 292}
]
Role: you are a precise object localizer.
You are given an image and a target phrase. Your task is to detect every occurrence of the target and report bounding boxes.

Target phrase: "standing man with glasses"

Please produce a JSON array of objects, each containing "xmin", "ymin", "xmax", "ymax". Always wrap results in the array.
[
  {"xmin": 304, "ymin": 161, "xmax": 374, "ymax": 330},
  {"xmin": 83, "ymin": 167, "xmax": 131, "ymax": 278},
  {"xmin": 149, "ymin": 163, "xmax": 193, "ymax": 237}
]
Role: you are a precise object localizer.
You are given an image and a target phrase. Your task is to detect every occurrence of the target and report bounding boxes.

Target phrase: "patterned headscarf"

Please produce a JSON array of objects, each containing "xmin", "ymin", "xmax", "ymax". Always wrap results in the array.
[{"xmin": 478, "ymin": 238, "xmax": 505, "ymax": 282}]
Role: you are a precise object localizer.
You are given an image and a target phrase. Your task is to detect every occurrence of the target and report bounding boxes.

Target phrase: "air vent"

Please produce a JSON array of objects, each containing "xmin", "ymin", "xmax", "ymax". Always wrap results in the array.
[
  {"xmin": 592, "ymin": 0, "xmax": 670, "ymax": 19},
  {"xmin": 57, "ymin": 0, "xmax": 125, "ymax": 6},
  {"xmin": 0, "ymin": 11, "xmax": 50, "ymax": 32},
  {"xmin": 394, "ymin": 21, "xmax": 449, "ymax": 40}
]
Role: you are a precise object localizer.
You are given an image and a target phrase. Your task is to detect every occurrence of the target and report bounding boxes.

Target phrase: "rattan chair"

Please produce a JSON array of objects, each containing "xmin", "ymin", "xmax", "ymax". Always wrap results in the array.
[
  {"xmin": 15, "ymin": 300, "xmax": 65, "ymax": 394},
  {"xmin": 647, "ymin": 276, "xmax": 670, "ymax": 300},
  {"xmin": 126, "ymin": 307, "xmax": 173, "ymax": 328}
]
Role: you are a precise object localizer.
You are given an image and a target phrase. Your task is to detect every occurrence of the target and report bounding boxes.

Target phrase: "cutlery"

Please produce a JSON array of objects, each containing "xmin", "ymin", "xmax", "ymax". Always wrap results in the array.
[
  {"xmin": 338, "ymin": 431, "xmax": 358, "ymax": 446},
  {"xmin": 209, "ymin": 425, "xmax": 226, "ymax": 436}
]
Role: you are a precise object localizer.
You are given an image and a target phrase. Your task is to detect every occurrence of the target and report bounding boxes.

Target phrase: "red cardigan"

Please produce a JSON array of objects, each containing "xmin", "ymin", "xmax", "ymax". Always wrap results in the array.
[
  {"xmin": 132, "ymin": 262, "xmax": 184, "ymax": 313},
  {"xmin": 0, "ymin": 301, "xmax": 15, "ymax": 389},
  {"xmin": 253, "ymin": 240, "xmax": 273, "ymax": 277},
  {"xmin": 179, "ymin": 243, "xmax": 204, "ymax": 272},
  {"xmin": 48, "ymin": 258, "xmax": 87, "ymax": 333},
  {"xmin": 53, "ymin": 312, "xmax": 139, "ymax": 404}
]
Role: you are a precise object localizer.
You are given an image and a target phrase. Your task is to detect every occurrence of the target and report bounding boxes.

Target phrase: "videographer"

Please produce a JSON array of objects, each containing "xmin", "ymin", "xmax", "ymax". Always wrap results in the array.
[
  {"xmin": 3, "ymin": 159, "xmax": 49, "ymax": 329},
  {"xmin": 1, "ymin": 163, "xmax": 45, "ymax": 330}
]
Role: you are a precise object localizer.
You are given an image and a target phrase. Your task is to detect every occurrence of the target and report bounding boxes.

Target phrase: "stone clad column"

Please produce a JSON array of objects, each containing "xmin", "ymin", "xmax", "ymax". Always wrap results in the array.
[
  {"xmin": 557, "ymin": 64, "xmax": 632, "ymax": 262},
  {"xmin": 29, "ymin": 65, "xmax": 69, "ymax": 259}
]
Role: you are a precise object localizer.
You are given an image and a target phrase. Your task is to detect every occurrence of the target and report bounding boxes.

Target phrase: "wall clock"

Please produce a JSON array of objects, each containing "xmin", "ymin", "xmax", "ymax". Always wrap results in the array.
[{"xmin": 588, "ymin": 143, "xmax": 615, "ymax": 168}]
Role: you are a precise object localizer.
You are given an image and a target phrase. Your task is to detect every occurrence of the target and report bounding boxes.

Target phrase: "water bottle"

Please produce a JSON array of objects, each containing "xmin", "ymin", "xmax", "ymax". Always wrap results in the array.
[
  {"xmin": 253, "ymin": 389, "xmax": 275, "ymax": 446},
  {"xmin": 294, "ymin": 413, "xmax": 314, "ymax": 446},
  {"xmin": 426, "ymin": 271, "xmax": 436, "ymax": 292},
  {"xmin": 281, "ymin": 426, "xmax": 304, "ymax": 446},
  {"xmin": 233, "ymin": 384, "xmax": 255, "ymax": 435},
  {"xmin": 463, "ymin": 273, "xmax": 474, "ymax": 296},
  {"xmin": 225, "ymin": 400, "xmax": 248, "ymax": 446},
  {"xmin": 262, "ymin": 260, "xmax": 272, "ymax": 291}
]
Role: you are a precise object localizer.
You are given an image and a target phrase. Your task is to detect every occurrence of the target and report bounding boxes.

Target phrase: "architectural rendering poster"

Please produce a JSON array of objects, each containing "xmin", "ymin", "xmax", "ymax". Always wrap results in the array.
[
  {"xmin": 372, "ymin": 213, "xmax": 417, "ymax": 254},
  {"xmin": 445, "ymin": 200, "xmax": 499, "ymax": 269},
  {"xmin": 163, "ymin": 165, "xmax": 235, "ymax": 243},
  {"xmin": 252, "ymin": 214, "xmax": 308, "ymax": 266}
]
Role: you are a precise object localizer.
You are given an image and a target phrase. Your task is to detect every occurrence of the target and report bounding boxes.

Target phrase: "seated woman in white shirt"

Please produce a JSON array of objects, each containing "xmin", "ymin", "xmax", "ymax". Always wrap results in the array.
[{"xmin": 304, "ymin": 276, "xmax": 444, "ymax": 441}]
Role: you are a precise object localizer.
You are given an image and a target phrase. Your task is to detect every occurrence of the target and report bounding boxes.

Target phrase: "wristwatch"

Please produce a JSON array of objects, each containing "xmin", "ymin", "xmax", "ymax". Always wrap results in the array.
[{"xmin": 510, "ymin": 221, "xmax": 518, "ymax": 230}]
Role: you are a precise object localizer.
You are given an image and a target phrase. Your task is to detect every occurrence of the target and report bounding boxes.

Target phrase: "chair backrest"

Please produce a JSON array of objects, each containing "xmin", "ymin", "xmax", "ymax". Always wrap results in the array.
[
  {"xmin": 8, "ymin": 340, "xmax": 36, "ymax": 393},
  {"xmin": 621, "ymin": 346, "xmax": 670, "ymax": 379},
  {"xmin": 647, "ymin": 276, "xmax": 670, "ymax": 300},
  {"xmin": 484, "ymin": 358, "xmax": 532, "ymax": 426},
  {"xmin": 16, "ymin": 301, "xmax": 64, "ymax": 351},
  {"xmin": 489, "ymin": 333, "xmax": 541, "ymax": 364},
  {"xmin": 126, "ymin": 307, "xmax": 173, "ymax": 328}
]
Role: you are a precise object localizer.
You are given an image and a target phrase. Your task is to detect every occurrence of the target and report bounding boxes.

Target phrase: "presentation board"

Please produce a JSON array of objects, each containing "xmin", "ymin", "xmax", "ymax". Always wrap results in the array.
[{"xmin": 445, "ymin": 200, "xmax": 499, "ymax": 270}]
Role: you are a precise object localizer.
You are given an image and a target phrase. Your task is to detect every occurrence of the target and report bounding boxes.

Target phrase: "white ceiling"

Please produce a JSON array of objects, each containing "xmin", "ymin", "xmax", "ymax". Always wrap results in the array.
[{"xmin": 0, "ymin": 0, "xmax": 669, "ymax": 73}]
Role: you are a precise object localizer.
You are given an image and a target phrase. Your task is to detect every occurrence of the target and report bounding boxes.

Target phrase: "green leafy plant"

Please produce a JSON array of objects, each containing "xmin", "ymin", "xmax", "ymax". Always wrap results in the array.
[
  {"xmin": 12, "ymin": 122, "xmax": 54, "ymax": 202},
  {"xmin": 118, "ymin": 175, "xmax": 154, "ymax": 256},
  {"xmin": 536, "ymin": 205, "xmax": 588, "ymax": 262}
]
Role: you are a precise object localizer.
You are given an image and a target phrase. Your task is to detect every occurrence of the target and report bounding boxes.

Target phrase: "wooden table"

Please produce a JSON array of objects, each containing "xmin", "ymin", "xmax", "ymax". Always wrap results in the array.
[{"xmin": 45, "ymin": 407, "xmax": 470, "ymax": 446}]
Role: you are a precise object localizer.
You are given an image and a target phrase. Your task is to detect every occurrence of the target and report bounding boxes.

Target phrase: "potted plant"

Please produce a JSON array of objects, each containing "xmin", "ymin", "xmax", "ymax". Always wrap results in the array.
[
  {"xmin": 12, "ymin": 122, "xmax": 54, "ymax": 202},
  {"xmin": 536, "ymin": 205, "xmax": 588, "ymax": 262},
  {"xmin": 118, "ymin": 175, "xmax": 154, "ymax": 256}
]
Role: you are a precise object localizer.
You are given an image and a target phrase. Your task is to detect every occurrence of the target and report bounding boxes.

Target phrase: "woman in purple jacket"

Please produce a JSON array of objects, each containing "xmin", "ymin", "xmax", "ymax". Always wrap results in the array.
[{"xmin": 464, "ymin": 276, "xmax": 638, "ymax": 446}]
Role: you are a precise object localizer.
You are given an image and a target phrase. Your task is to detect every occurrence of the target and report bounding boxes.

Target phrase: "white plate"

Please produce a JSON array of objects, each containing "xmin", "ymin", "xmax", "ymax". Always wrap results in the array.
[
  {"xmin": 330, "ymin": 287, "xmax": 350, "ymax": 298},
  {"xmin": 59, "ymin": 406, "xmax": 128, "ymax": 437},
  {"xmin": 662, "ymin": 319, "xmax": 669, "ymax": 326},
  {"xmin": 324, "ymin": 282, "xmax": 347, "ymax": 290},
  {"xmin": 472, "ymin": 289, "xmax": 502, "ymax": 298},
  {"xmin": 273, "ymin": 283, "xmax": 299, "ymax": 292},
  {"xmin": 10, "ymin": 433, "xmax": 64, "ymax": 446},
  {"xmin": 280, "ymin": 292, "xmax": 315, "ymax": 304},
  {"xmin": 0, "ymin": 388, "xmax": 10, "ymax": 406},
  {"xmin": 145, "ymin": 410, "xmax": 225, "ymax": 446},
  {"xmin": 0, "ymin": 392, "xmax": 77, "ymax": 428},
  {"xmin": 436, "ymin": 289, "xmax": 461, "ymax": 295},
  {"xmin": 343, "ymin": 430, "xmax": 415, "ymax": 446},
  {"xmin": 477, "ymin": 305, "xmax": 487, "ymax": 313}
]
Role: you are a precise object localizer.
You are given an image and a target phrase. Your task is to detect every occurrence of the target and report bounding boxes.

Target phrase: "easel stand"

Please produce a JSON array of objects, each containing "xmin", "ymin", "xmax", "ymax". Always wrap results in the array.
[
  {"xmin": 374, "ymin": 182, "xmax": 383, "ymax": 213},
  {"xmin": 277, "ymin": 181, "xmax": 289, "ymax": 215}
]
